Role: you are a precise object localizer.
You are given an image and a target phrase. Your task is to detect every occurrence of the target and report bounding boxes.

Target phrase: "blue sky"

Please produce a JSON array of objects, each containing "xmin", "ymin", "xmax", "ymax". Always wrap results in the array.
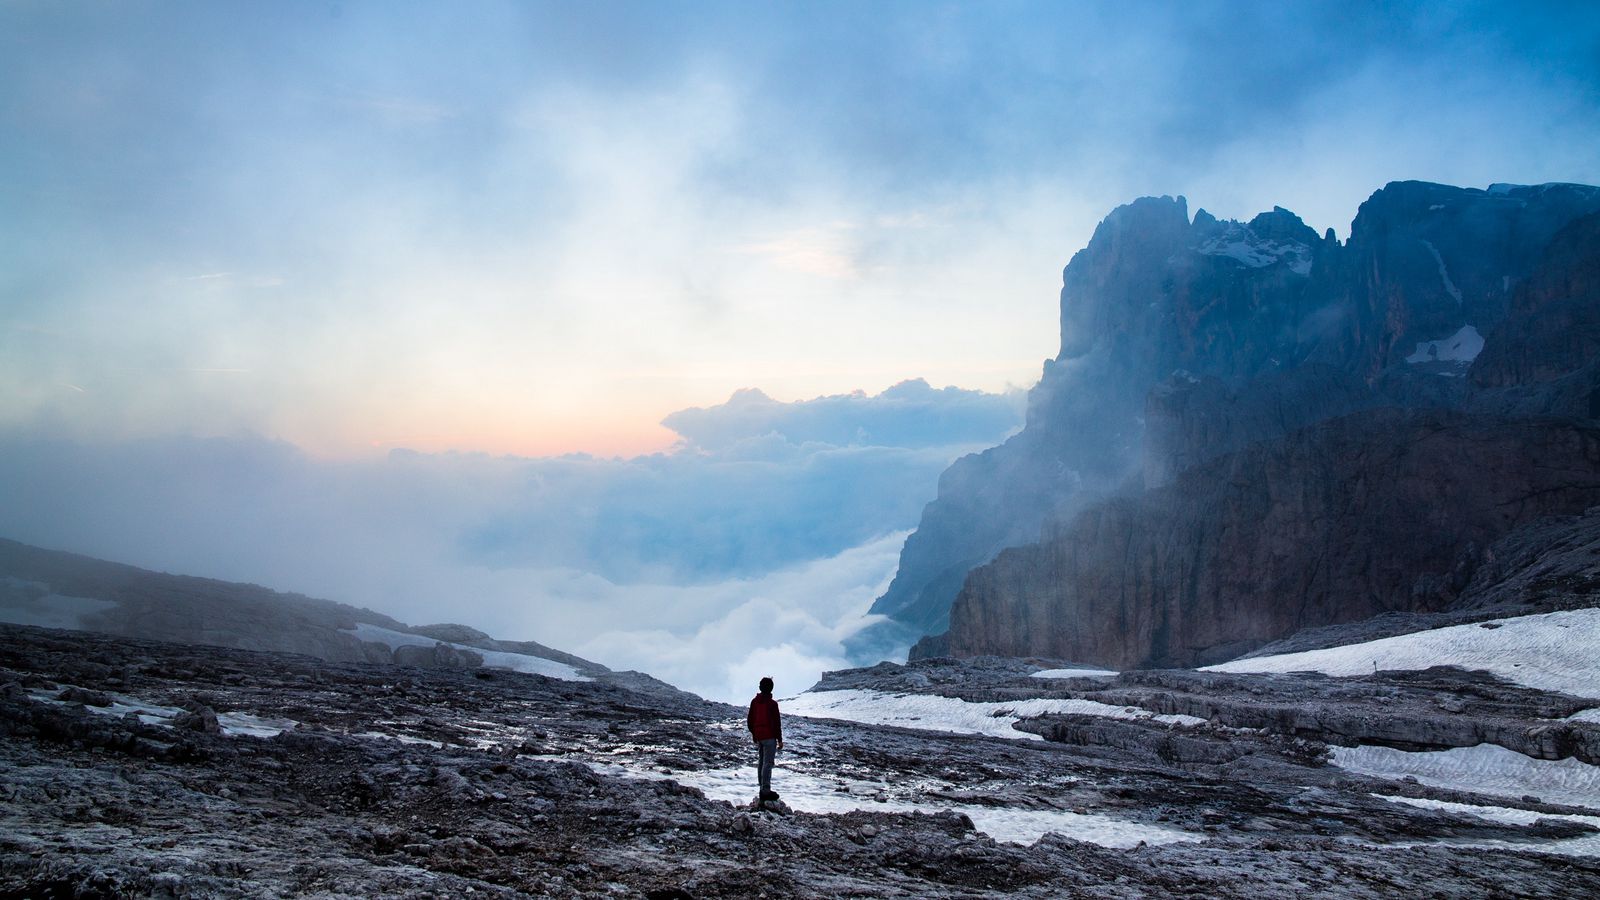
[
  {"xmin": 5, "ymin": 1, "xmax": 1598, "ymax": 457},
  {"xmin": 3, "ymin": 2, "xmax": 1599, "ymax": 698}
]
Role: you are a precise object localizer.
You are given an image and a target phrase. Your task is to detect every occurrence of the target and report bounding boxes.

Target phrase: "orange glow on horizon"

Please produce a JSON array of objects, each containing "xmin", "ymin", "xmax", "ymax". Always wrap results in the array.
[{"xmin": 359, "ymin": 420, "xmax": 682, "ymax": 460}]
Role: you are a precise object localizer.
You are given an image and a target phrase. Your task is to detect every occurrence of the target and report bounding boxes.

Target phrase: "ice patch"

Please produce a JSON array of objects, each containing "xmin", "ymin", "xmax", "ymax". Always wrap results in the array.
[
  {"xmin": 344, "ymin": 623, "xmax": 589, "ymax": 681},
  {"xmin": 786, "ymin": 689, "xmax": 1204, "ymax": 740},
  {"xmin": 1203, "ymin": 608, "xmax": 1600, "ymax": 698},
  {"xmin": 1333, "ymin": 744, "xmax": 1600, "ymax": 811},
  {"xmin": 1404, "ymin": 324, "xmax": 1483, "ymax": 366},
  {"xmin": 1031, "ymin": 668, "xmax": 1118, "ymax": 679}
]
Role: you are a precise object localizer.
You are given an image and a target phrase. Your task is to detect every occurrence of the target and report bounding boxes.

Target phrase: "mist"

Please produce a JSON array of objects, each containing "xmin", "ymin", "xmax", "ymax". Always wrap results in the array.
[
  {"xmin": 3, "ymin": 2, "xmax": 1599, "ymax": 698},
  {"xmin": 0, "ymin": 382, "xmax": 1020, "ymax": 701}
]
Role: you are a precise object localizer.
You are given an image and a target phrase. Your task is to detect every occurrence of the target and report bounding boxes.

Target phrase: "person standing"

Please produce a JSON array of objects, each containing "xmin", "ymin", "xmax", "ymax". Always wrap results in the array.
[{"xmin": 746, "ymin": 676, "xmax": 783, "ymax": 803}]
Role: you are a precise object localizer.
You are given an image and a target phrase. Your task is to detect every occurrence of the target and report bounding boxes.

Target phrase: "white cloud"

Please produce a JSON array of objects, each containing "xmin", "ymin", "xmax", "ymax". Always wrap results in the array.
[{"xmin": 572, "ymin": 532, "xmax": 907, "ymax": 703}]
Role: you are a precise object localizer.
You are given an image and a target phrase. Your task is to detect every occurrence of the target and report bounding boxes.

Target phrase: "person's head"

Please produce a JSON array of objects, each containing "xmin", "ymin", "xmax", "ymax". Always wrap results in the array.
[{"xmin": 759, "ymin": 676, "xmax": 774, "ymax": 694}]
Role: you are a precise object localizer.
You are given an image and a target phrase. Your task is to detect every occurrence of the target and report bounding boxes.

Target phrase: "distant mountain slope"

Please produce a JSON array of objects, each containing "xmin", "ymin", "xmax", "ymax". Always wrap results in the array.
[
  {"xmin": 887, "ymin": 181, "xmax": 1600, "ymax": 665},
  {"xmin": 0, "ymin": 537, "xmax": 688, "ymax": 698}
]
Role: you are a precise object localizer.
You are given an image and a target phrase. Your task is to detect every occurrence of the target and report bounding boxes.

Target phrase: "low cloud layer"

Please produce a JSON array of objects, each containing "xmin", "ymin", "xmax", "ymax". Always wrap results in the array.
[
  {"xmin": 0, "ymin": 383, "xmax": 1019, "ymax": 701},
  {"xmin": 664, "ymin": 378, "xmax": 1025, "ymax": 451}
]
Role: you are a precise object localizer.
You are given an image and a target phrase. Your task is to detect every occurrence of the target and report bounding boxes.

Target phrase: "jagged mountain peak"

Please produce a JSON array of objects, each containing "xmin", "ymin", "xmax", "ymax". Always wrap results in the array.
[{"xmin": 872, "ymin": 179, "xmax": 1600, "ymax": 655}]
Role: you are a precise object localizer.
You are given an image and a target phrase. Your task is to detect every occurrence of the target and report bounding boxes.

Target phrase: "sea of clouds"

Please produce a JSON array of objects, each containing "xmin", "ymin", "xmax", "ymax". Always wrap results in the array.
[{"xmin": 0, "ymin": 379, "xmax": 1023, "ymax": 702}]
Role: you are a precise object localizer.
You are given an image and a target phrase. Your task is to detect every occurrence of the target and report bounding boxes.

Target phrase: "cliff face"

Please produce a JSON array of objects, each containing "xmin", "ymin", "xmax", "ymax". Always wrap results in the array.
[
  {"xmin": 944, "ymin": 409, "xmax": 1600, "ymax": 669},
  {"xmin": 888, "ymin": 180, "xmax": 1600, "ymax": 661}
]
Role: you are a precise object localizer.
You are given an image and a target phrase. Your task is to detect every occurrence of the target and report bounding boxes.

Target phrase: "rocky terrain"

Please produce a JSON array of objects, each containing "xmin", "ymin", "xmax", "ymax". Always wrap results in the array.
[
  {"xmin": 883, "ymin": 181, "xmax": 1600, "ymax": 665},
  {"xmin": 4, "ymin": 614, "xmax": 1600, "ymax": 898}
]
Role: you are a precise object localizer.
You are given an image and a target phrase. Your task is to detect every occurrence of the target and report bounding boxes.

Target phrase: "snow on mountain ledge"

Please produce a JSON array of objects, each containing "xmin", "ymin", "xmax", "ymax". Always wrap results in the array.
[
  {"xmin": 1202, "ymin": 608, "xmax": 1600, "ymax": 699},
  {"xmin": 343, "ymin": 622, "xmax": 589, "ymax": 681},
  {"xmin": 787, "ymin": 688, "xmax": 1204, "ymax": 739},
  {"xmin": 1196, "ymin": 223, "xmax": 1314, "ymax": 276},
  {"xmin": 1405, "ymin": 324, "xmax": 1483, "ymax": 366}
]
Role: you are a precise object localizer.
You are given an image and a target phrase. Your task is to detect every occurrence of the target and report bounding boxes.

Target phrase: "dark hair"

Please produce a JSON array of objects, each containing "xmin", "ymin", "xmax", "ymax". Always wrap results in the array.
[{"xmin": 759, "ymin": 676, "xmax": 774, "ymax": 693}]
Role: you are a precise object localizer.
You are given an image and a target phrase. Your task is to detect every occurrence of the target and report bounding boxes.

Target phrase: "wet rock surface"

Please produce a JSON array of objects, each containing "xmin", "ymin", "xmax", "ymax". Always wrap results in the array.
[{"xmin": 4, "ymin": 624, "xmax": 1599, "ymax": 897}]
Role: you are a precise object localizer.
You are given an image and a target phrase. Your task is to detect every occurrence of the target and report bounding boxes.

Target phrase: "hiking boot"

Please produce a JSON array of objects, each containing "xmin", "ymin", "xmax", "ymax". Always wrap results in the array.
[{"xmin": 761, "ymin": 790, "xmax": 780, "ymax": 801}]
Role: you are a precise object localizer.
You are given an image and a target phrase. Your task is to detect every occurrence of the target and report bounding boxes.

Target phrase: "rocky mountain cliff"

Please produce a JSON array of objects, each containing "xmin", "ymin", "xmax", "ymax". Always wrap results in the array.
[{"xmin": 888, "ymin": 180, "xmax": 1600, "ymax": 665}]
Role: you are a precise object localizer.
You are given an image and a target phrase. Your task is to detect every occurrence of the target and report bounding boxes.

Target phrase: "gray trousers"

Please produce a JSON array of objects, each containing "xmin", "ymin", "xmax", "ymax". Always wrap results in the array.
[{"xmin": 756, "ymin": 738, "xmax": 778, "ymax": 795}]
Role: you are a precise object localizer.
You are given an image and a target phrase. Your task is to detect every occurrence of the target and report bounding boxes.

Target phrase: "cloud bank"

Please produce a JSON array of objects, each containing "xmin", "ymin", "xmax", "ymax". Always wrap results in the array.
[
  {"xmin": 4, "ymin": 3, "xmax": 1597, "ymax": 457},
  {"xmin": 0, "ymin": 382, "xmax": 1020, "ymax": 701}
]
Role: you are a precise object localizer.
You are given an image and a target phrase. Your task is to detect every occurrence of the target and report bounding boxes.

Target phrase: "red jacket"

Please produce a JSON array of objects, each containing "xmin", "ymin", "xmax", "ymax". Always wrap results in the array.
[{"xmin": 747, "ymin": 692, "xmax": 782, "ymax": 742}]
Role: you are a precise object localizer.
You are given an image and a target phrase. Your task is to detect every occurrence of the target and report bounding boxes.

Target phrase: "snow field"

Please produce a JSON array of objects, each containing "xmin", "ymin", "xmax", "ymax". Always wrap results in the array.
[
  {"xmin": 785, "ymin": 688, "xmax": 1205, "ymax": 740},
  {"xmin": 1332, "ymin": 743, "xmax": 1600, "ymax": 812},
  {"xmin": 1202, "ymin": 608, "xmax": 1600, "ymax": 698},
  {"xmin": 343, "ymin": 623, "xmax": 589, "ymax": 681}
]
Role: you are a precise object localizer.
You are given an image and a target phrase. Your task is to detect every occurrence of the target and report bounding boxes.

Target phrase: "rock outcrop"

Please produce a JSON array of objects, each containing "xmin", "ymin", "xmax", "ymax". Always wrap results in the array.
[{"xmin": 892, "ymin": 181, "xmax": 1600, "ymax": 663}]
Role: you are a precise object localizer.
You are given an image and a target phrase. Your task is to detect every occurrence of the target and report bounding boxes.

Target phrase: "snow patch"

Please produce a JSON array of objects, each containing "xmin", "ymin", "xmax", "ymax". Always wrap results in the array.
[
  {"xmin": 215, "ymin": 712, "xmax": 299, "ymax": 738},
  {"xmin": 1375, "ymin": 795, "xmax": 1600, "ymax": 857},
  {"xmin": 1203, "ymin": 608, "xmax": 1600, "ymax": 698},
  {"xmin": 1419, "ymin": 239, "xmax": 1463, "ymax": 305},
  {"xmin": 1197, "ymin": 225, "xmax": 1313, "ymax": 276},
  {"xmin": 786, "ymin": 688, "xmax": 1204, "ymax": 740},
  {"xmin": 344, "ymin": 623, "xmax": 589, "ymax": 681},
  {"xmin": 27, "ymin": 687, "xmax": 299, "ymax": 737},
  {"xmin": 1333, "ymin": 744, "xmax": 1600, "ymax": 811},
  {"xmin": 1405, "ymin": 324, "xmax": 1483, "ymax": 366},
  {"xmin": 1569, "ymin": 708, "xmax": 1600, "ymax": 724},
  {"xmin": 0, "ymin": 578, "xmax": 118, "ymax": 631},
  {"xmin": 1031, "ymin": 668, "xmax": 1118, "ymax": 679},
  {"xmin": 584, "ymin": 758, "xmax": 1198, "ymax": 848},
  {"xmin": 354, "ymin": 730, "xmax": 446, "ymax": 749}
]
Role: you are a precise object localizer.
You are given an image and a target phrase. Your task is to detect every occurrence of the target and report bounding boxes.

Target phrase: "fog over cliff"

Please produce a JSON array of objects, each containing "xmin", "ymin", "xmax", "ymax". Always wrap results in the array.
[{"xmin": 0, "ymin": 380, "xmax": 1021, "ymax": 701}]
